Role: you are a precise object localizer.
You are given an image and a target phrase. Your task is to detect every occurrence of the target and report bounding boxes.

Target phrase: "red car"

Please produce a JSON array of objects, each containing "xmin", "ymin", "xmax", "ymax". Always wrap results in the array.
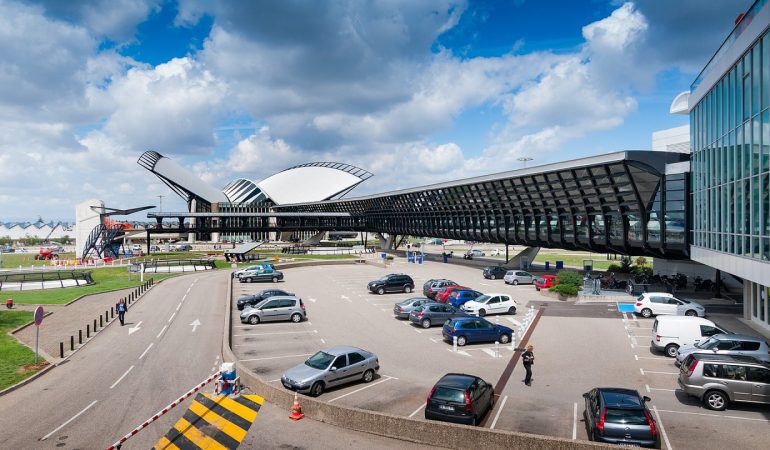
[
  {"xmin": 435, "ymin": 285, "xmax": 471, "ymax": 303},
  {"xmin": 535, "ymin": 275, "xmax": 558, "ymax": 291}
]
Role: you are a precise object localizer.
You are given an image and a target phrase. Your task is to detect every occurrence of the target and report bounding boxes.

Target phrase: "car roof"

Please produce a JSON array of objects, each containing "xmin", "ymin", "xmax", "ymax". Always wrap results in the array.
[
  {"xmin": 642, "ymin": 292, "xmax": 675, "ymax": 298},
  {"xmin": 655, "ymin": 315, "xmax": 714, "ymax": 324},
  {"xmin": 478, "ymin": 293, "xmax": 507, "ymax": 297},
  {"xmin": 709, "ymin": 333, "xmax": 766, "ymax": 342},
  {"xmin": 437, "ymin": 373, "xmax": 479, "ymax": 389},
  {"xmin": 322, "ymin": 346, "xmax": 368, "ymax": 356},
  {"xmin": 691, "ymin": 353, "xmax": 769, "ymax": 365},
  {"xmin": 596, "ymin": 388, "xmax": 643, "ymax": 408}
]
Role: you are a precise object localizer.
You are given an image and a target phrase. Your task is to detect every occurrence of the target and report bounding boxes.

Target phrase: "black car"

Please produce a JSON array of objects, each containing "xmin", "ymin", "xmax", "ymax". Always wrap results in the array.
[
  {"xmin": 425, "ymin": 373, "xmax": 495, "ymax": 426},
  {"xmin": 583, "ymin": 388, "xmax": 660, "ymax": 448},
  {"xmin": 367, "ymin": 274, "xmax": 415, "ymax": 295},
  {"xmin": 236, "ymin": 289, "xmax": 294, "ymax": 310},
  {"xmin": 482, "ymin": 266, "xmax": 508, "ymax": 280}
]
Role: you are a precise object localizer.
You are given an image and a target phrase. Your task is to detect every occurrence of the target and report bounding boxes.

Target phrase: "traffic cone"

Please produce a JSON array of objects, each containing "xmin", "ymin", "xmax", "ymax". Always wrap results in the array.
[{"xmin": 288, "ymin": 392, "xmax": 304, "ymax": 420}]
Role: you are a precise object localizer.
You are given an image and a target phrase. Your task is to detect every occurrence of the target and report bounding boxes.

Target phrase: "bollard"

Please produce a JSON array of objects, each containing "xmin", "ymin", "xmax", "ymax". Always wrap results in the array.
[
  {"xmin": 495, "ymin": 341, "xmax": 499, "ymax": 358},
  {"xmin": 87, "ymin": 324, "xmax": 90, "ymax": 338},
  {"xmin": 94, "ymin": 318, "xmax": 97, "ymax": 331},
  {"xmin": 79, "ymin": 329, "xmax": 82, "ymax": 344},
  {"xmin": 100, "ymin": 315, "xmax": 103, "ymax": 327},
  {"xmin": 511, "ymin": 335, "xmax": 516, "ymax": 351},
  {"xmin": 70, "ymin": 335, "xmax": 74, "ymax": 351},
  {"xmin": 105, "ymin": 310, "xmax": 109, "ymax": 322},
  {"xmin": 60, "ymin": 342, "xmax": 64, "ymax": 359},
  {"xmin": 453, "ymin": 336, "xmax": 458, "ymax": 352},
  {"xmin": 111, "ymin": 307, "xmax": 114, "ymax": 318}
]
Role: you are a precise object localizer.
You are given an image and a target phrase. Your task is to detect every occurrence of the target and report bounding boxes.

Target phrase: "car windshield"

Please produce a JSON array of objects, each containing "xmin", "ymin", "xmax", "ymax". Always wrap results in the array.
[
  {"xmin": 697, "ymin": 337, "xmax": 720, "ymax": 349},
  {"xmin": 305, "ymin": 351, "xmax": 335, "ymax": 370},
  {"xmin": 536, "ymin": 277, "xmax": 546, "ymax": 284},
  {"xmin": 474, "ymin": 295, "xmax": 491, "ymax": 304},
  {"xmin": 399, "ymin": 298, "xmax": 418, "ymax": 306},
  {"xmin": 378, "ymin": 276, "xmax": 390, "ymax": 281},
  {"xmin": 679, "ymin": 298, "xmax": 691, "ymax": 304},
  {"xmin": 432, "ymin": 387, "xmax": 465, "ymax": 403},
  {"xmin": 604, "ymin": 408, "xmax": 648, "ymax": 425}
]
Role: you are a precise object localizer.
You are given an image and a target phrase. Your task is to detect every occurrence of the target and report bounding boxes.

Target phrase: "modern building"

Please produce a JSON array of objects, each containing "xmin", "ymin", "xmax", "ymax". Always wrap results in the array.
[{"xmin": 689, "ymin": 0, "xmax": 770, "ymax": 333}]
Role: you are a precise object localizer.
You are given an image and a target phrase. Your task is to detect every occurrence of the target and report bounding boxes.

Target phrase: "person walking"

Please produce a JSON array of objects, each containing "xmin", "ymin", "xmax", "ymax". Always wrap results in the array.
[
  {"xmin": 522, "ymin": 345, "xmax": 535, "ymax": 386},
  {"xmin": 116, "ymin": 300, "xmax": 127, "ymax": 326}
]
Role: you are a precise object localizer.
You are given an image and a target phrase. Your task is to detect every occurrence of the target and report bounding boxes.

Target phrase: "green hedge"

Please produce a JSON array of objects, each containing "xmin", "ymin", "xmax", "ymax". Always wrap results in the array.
[
  {"xmin": 556, "ymin": 270, "xmax": 583, "ymax": 287},
  {"xmin": 549, "ymin": 283, "xmax": 579, "ymax": 296}
]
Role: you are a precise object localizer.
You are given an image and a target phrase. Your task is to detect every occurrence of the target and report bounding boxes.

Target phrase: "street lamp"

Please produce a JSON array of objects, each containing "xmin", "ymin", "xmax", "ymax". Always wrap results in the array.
[
  {"xmin": 157, "ymin": 195, "xmax": 164, "ymax": 213},
  {"xmin": 518, "ymin": 156, "xmax": 533, "ymax": 168}
]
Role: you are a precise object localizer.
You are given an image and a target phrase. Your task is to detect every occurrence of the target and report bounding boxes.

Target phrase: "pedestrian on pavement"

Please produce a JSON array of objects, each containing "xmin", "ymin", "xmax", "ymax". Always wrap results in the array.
[
  {"xmin": 117, "ymin": 299, "xmax": 127, "ymax": 326},
  {"xmin": 522, "ymin": 344, "xmax": 535, "ymax": 386}
]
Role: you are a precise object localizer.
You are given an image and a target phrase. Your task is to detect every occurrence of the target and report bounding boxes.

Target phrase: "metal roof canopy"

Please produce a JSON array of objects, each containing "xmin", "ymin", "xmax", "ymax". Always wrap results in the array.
[
  {"xmin": 224, "ymin": 242, "xmax": 262, "ymax": 255},
  {"xmin": 147, "ymin": 212, "xmax": 351, "ymax": 218}
]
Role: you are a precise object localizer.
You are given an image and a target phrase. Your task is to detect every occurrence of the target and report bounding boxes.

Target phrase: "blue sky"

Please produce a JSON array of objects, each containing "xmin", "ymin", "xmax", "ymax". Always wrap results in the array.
[{"xmin": 0, "ymin": 0, "xmax": 754, "ymax": 220}]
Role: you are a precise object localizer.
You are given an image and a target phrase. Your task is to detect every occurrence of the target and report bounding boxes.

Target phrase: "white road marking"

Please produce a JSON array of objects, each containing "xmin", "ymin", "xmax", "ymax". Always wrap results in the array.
[
  {"xmin": 652, "ymin": 406, "xmax": 673, "ymax": 450},
  {"xmin": 481, "ymin": 348, "xmax": 497, "ymax": 358},
  {"xmin": 654, "ymin": 408, "xmax": 770, "ymax": 422},
  {"xmin": 110, "ymin": 365, "xmax": 135, "ymax": 389},
  {"xmin": 572, "ymin": 402, "xmax": 578, "ymax": 440},
  {"xmin": 168, "ymin": 312, "xmax": 176, "ymax": 322},
  {"xmin": 409, "ymin": 403, "xmax": 426, "ymax": 418},
  {"xmin": 645, "ymin": 384, "xmax": 651, "ymax": 393},
  {"xmin": 306, "ymin": 321, "xmax": 312, "ymax": 326},
  {"xmin": 308, "ymin": 298, "xmax": 317, "ymax": 303},
  {"xmin": 320, "ymin": 338, "xmax": 326, "ymax": 344},
  {"xmin": 640, "ymin": 368, "xmax": 645, "ymax": 375},
  {"xmin": 239, "ymin": 353, "xmax": 313, "ymax": 362},
  {"xmin": 504, "ymin": 317, "xmax": 521, "ymax": 326},
  {"xmin": 429, "ymin": 338, "xmax": 440, "ymax": 343},
  {"xmin": 381, "ymin": 308, "xmax": 390, "ymax": 313},
  {"xmin": 156, "ymin": 325, "xmax": 167, "ymax": 338},
  {"xmin": 234, "ymin": 330, "xmax": 318, "ymax": 337},
  {"xmin": 446, "ymin": 348, "xmax": 471, "ymax": 357},
  {"xmin": 414, "ymin": 329, "xmax": 422, "ymax": 334},
  {"xmin": 186, "ymin": 287, "xmax": 191, "ymax": 294},
  {"xmin": 489, "ymin": 395, "xmax": 508, "ymax": 429},
  {"xmin": 41, "ymin": 400, "xmax": 98, "ymax": 441},
  {"xmin": 479, "ymin": 283, "xmax": 491, "ymax": 287},
  {"xmin": 182, "ymin": 294, "xmax": 187, "ymax": 302},
  {"xmin": 328, "ymin": 376, "xmax": 395, "ymax": 403},
  {"xmin": 128, "ymin": 321, "xmax": 142, "ymax": 336},
  {"xmin": 267, "ymin": 378, "xmax": 281, "ymax": 383},
  {"xmin": 190, "ymin": 319, "xmax": 201, "ymax": 332},
  {"xmin": 635, "ymin": 355, "xmax": 663, "ymax": 360},
  {"xmin": 649, "ymin": 387, "xmax": 681, "ymax": 392},
  {"xmin": 643, "ymin": 370, "xmax": 680, "ymax": 375},
  {"xmin": 176, "ymin": 302, "xmax": 182, "ymax": 311},
  {"xmin": 139, "ymin": 343, "xmax": 153, "ymax": 359}
]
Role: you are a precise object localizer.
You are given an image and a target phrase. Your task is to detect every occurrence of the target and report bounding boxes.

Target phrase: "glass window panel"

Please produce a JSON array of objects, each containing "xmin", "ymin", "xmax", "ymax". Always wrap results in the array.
[
  {"xmin": 737, "ymin": 181, "xmax": 744, "ymax": 233},
  {"xmin": 744, "ymin": 55, "xmax": 751, "ymax": 121},
  {"xmin": 763, "ymin": 110, "xmax": 769, "ymax": 173},
  {"xmin": 729, "ymin": 130, "xmax": 735, "ymax": 182},
  {"xmin": 754, "ymin": 114, "xmax": 762, "ymax": 176},
  {"xmin": 753, "ymin": 44, "xmax": 761, "ymax": 116},
  {"xmin": 736, "ymin": 64, "xmax": 743, "ymax": 126},
  {"xmin": 764, "ymin": 34, "xmax": 770, "ymax": 111},
  {"xmin": 754, "ymin": 176, "xmax": 761, "ymax": 235},
  {"xmin": 745, "ymin": 121, "xmax": 752, "ymax": 174},
  {"xmin": 765, "ymin": 173, "xmax": 770, "ymax": 237},
  {"xmin": 737, "ymin": 125, "xmax": 744, "ymax": 179}
]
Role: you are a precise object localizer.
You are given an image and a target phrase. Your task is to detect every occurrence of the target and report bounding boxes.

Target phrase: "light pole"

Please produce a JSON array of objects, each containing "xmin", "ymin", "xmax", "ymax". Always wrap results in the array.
[
  {"xmin": 157, "ymin": 195, "xmax": 164, "ymax": 213},
  {"xmin": 518, "ymin": 156, "xmax": 533, "ymax": 168}
]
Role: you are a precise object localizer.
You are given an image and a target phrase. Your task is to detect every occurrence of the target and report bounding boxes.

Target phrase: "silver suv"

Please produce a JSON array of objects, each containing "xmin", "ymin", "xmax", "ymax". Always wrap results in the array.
[
  {"xmin": 239, "ymin": 296, "xmax": 306, "ymax": 324},
  {"xmin": 678, "ymin": 353, "xmax": 770, "ymax": 410},
  {"xmin": 675, "ymin": 333, "xmax": 770, "ymax": 366}
]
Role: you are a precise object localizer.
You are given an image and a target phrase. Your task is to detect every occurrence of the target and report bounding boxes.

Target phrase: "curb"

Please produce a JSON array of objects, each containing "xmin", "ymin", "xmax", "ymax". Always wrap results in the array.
[{"xmin": 0, "ymin": 363, "xmax": 55, "ymax": 397}]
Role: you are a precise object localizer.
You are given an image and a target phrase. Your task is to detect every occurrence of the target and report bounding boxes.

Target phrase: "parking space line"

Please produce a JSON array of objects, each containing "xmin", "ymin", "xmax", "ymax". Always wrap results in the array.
[
  {"xmin": 654, "ymin": 408, "xmax": 770, "ymax": 422},
  {"xmin": 233, "ymin": 330, "xmax": 318, "ymax": 337},
  {"xmin": 652, "ymin": 406, "xmax": 673, "ymax": 450},
  {"xmin": 641, "ymin": 369, "xmax": 679, "ymax": 375},
  {"xmin": 446, "ymin": 348, "xmax": 471, "ymax": 357},
  {"xmin": 649, "ymin": 387, "xmax": 681, "ymax": 392},
  {"xmin": 489, "ymin": 395, "xmax": 508, "ymax": 429},
  {"xmin": 239, "ymin": 353, "xmax": 312, "ymax": 362},
  {"xmin": 328, "ymin": 376, "xmax": 395, "ymax": 403},
  {"xmin": 635, "ymin": 355, "xmax": 663, "ymax": 360},
  {"xmin": 408, "ymin": 403, "xmax": 426, "ymax": 418},
  {"xmin": 572, "ymin": 402, "xmax": 577, "ymax": 440}
]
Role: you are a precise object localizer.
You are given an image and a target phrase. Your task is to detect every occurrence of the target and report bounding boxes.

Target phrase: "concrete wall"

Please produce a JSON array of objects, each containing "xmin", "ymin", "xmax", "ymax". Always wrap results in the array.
[{"xmin": 75, "ymin": 199, "xmax": 103, "ymax": 258}]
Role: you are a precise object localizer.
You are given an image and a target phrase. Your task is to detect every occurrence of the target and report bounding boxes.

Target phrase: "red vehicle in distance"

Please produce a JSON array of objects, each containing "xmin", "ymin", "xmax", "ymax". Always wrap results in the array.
[
  {"xmin": 435, "ymin": 285, "xmax": 472, "ymax": 303},
  {"xmin": 535, "ymin": 275, "xmax": 558, "ymax": 291}
]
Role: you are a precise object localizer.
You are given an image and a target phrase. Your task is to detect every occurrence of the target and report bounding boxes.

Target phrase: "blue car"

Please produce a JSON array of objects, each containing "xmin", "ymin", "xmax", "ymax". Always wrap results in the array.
[
  {"xmin": 447, "ymin": 290, "xmax": 483, "ymax": 309},
  {"xmin": 442, "ymin": 317, "xmax": 514, "ymax": 346}
]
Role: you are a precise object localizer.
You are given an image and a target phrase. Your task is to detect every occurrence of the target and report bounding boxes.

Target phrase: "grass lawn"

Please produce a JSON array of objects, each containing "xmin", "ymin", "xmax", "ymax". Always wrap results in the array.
[
  {"xmin": 0, "ymin": 252, "xmax": 77, "ymax": 268},
  {"xmin": 215, "ymin": 253, "xmax": 355, "ymax": 269},
  {"xmin": 6, "ymin": 268, "xmax": 179, "ymax": 305},
  {"xmin": 0, "ymin": 311, "xmax": 44, "ymax": 390}
]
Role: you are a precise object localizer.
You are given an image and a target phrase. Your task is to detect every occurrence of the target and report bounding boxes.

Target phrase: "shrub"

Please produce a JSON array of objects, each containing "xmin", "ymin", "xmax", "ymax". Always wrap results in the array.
[
  {"xmin": 556, "ymin": 270, "xmax": 583, "ymax": 287},
  {"xmin": 634, "ymin": 256, "xmax": 647, "ymax": 267},
  {"xmin": 549, "ymin": 283, "xmax": 579, "ymax": 296},
  {"xmin": 607, "ymin": 261, "xmax": 632, "ymax": 273},
  {"xmin": 385, "ymin": 255, "xmax": 394, "ymax": 260}
]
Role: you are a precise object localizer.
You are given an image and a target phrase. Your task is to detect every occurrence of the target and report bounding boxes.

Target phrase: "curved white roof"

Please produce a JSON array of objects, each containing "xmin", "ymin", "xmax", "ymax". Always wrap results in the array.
[
  {"xmin": 138, "ymin": 151, "xmax": 228, "ymax": 203},
  {"xmin": 670, "ymin": 91, "xmax": 690, "ymax": 115},
  {"xmin": 256, "ymin": 163, "xmax": 371, "ymax": 205}
]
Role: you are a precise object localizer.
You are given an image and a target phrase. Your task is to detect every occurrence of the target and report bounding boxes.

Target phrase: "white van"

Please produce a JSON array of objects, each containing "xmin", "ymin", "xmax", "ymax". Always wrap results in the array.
[{"xmin": 651, "ymin": 316, "xmax": 730, "ymax": 358}]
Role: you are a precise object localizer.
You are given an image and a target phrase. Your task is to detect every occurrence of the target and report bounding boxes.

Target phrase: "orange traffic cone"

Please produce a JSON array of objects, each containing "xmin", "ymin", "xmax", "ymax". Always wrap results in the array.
[{"xmin": 288, "ymin": 392, "xmax": 305, "ymax": 420}]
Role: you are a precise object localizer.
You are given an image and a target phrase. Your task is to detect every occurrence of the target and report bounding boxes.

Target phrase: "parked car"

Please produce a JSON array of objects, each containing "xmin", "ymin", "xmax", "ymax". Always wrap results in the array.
[
  {"xmin": 367, "ymin": 273, "xmax": 415, "ymax": 294},
  {"xmin": 463, "ymin": 249, "xmax": 484, "ymax": 260},
  {"xmin": 281, "ymin": 346, "xmax": 379, "ymax": 397},
  {"xmin": 461, "ymin": 294, "xmax": 517, "ymax": 316},
  {"xmin": 582, "ymin": 388, "xmax": 659, "ymax": 448},
  {"xmin": 504, "ymin": 270, "xmax": 535, "ymax": 285},
  {"xmin": 678, "ymin": 353, "xmax": 770, "ymax": 411},
  {"xmin": 423, "ymin": 279, "xmax": 458, "ymax": 298},
  {"xmin": 651, "ymin": 315, "xmax": 729, "ymax": 357},
  {"xmin": 442, "ymin": 317, "xmax": 514, "ymax": 346},
  {"xmin": 393, "ymin": 297, "xmax": 436, "ymax": 319},
  {"xmin": 534, "ymin": 275, "xmax": 558, "ymax": 291},
  {"xmin": 131, "ymin": 244, "xmax": 142, "ymax": 252},
  {"xmin": 424, "ymin": 373, "xmax": 495, "ymax": 426},
  {"xmin": 482, "ymin": 266, "xmax": 508, "ymax": 280},
  {"xmin": 489, "ymin": 248, "xmax": 505, "ymax": 256},
  {"xmin": 171, "ymin": 243, "xmax": 192, "ymax": 251},
  {"xmin": 239, "ymin": 296, "xmax": 306, "ymax": 324},
  {"xmin": 447, "ymin": 289, "xmax": 484, "ymax": 309},
  {"xmin": 0, "ymin": 245, "xmax": 14, "ymax": 253},
  {"xmin": 234, "ymin": 264, "xmax": 276, "ymax": 279},
  {"xmin": 435, "ymin": 285, "xmax": 471, "ymax": 303},
  {"xmin": 237, "ymin": 289, "xmax": 294, "ymax": 310},
  {"xmin": 409, "ymin": 303, "xmax": 469, "ymax": 328},
  {"xmin": 424, "ymin": 238, "xmax": 444, "ymax": 245},
  {"xmin": 239, "ymin": 268, "xmax": 284, "ymax": 283},
  {"xmin": 149, "ymin": 245, "xmax": 161, "ymax": 252},
  {"xmin": 634, "ymin": 292, "xmax": 706, "ymax": 318},
  {"xmin": 675, "ymin": 333, "xmax": 770, "ymax": 366}
]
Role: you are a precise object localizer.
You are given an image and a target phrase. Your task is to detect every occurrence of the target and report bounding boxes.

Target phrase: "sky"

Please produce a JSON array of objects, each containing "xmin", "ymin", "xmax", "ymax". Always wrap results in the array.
[{"xmin": 0, "ymin": 0, "xmax": 754, "ymax": 222}]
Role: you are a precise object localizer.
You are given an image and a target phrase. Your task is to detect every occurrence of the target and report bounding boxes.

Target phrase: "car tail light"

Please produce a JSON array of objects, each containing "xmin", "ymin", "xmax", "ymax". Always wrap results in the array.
[
  {"xmin": 427, "ymin": 386, "xmax": 436, "ymax": 404},
  {"xmin": 655, "ymin": 334, "xmax": 661, "ymax": 342},
  {"xmin": 397, "ymin": 306, "xmax": 403, "ymax": 312},
  {"xmin": 597, "ymin": 408, "xmax": 606, "ymax": 434},
  {"xmin": 644, "ymin": 410, "xmax": 657, "ymax": 438},
  {"xmin": 465, "ymin": 390, "xmax": 472, "ymax": 413},
  {"xmin": 636, "ymin": 302, "xmax": 643, "ymax": 307},
  {"xmin": 417, "ymin": 312, "xmax": 424, "ymax": 318},
  {"xmin": 687, "ymin": 359, "xmax": 699, "ymax": 376}
]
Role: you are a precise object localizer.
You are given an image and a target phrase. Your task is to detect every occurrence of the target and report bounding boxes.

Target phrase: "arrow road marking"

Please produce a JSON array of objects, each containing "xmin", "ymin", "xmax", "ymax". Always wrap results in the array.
[
  {"xmin": 128, "ymin": 321, "xmax": 142, "ymax": 335},
  {"xmin": 190, "ymin": 319, "xmax": 201, "ymax": 332}
]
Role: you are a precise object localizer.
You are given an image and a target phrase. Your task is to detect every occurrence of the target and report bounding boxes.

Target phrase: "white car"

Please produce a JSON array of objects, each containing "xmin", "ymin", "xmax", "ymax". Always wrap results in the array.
[
  {"xmin": 489, "ymin": 248, "xmax": 505, "ymax": 256},
  {"xmin": 634, "ymin": 292, "xmax": 706, "ymax": 318},
  {"xmin": 461, "ymin": 293, "xmax": 517, "ymax": 317}
]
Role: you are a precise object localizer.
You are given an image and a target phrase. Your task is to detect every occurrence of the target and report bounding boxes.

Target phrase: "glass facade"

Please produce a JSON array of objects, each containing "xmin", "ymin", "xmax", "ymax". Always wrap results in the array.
[{"xmin": 691, "ymin": 31, "xmax": 770, "ymax": 262}]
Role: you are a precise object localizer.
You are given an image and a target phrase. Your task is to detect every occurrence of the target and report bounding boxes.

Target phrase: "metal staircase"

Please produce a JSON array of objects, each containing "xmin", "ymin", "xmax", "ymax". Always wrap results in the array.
[{"xmin": 81, "ymin": 224, "xmax": 126, "ymax": 260}]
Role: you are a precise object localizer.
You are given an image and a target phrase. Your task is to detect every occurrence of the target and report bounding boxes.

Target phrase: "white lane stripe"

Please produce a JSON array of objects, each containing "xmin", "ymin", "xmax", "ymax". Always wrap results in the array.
[
  {"xmin": 645, "ymin": 384, "xmax": 651, "ymax": 393},
  {"xmin": 139, "ymin": 343, "xmax": 153, "ymax": 359},
  {"xmin": 409, "ymin": 403, "xmax": 426, "ymax": 418},
  {"xmin": 168, "ymin": 312, "xmax": 176, "ymax": 323},
  {"xmin": 328, "ymin": 376, "xmax": 394, "ymax": 403},
  {"xmin": 652, "ymin": 406, "xmax": 673, "ymax": 450},
  {"xmin": 182, "ymin": 294, "xmax": 187, "ymax": 302},
  {"xmin": 489, "ymin": 395, "xmax": 508, "ymax": 429},
  {"xmin": 643, "ymin": 370, "xmax": 680, "ymax": 375},
  {"xmin": 110, "ymin": 365, "xmax": 134, "ymax": 389},
  {"xmin": 233, "ymin": 330, "xmax": 317, "ymax": 337},
  {"xmin": 572, "ymin": 402, "xmax": 578, "ymax": 439},
  {"xmin": 649, "ymin": 387, "xmax": 681, "ymax": 392},
  {"xmin": 239, "ymin": 353, "xmax": 313, "ymax": 362},
  {"xmin": 320, "ymin": 338, "xmax": 326, "ymax": 344},
  {"xmin": 654, "ymin": 408, "xmax": 770, "ymax": 422},
  {"xmin": 156, "ymin": 325, "xmax": 167, "ymax": 338},
  {"xmin": 176, "ymin": 302, "xmax": 182, "ymax": 311},
  {"xmin": 41, "ymin": 400, "xmax": 98, "ymax": 441}
]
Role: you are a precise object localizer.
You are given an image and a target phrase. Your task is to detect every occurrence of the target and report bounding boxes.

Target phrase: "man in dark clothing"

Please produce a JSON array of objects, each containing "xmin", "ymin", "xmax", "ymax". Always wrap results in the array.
[
  {"xmin": 522, "ymin": 345, "xmax": 535, "ymax": 386},
  {"xmin": 117, "ymin": 300, "xmax": 127, "ymax": 326}
]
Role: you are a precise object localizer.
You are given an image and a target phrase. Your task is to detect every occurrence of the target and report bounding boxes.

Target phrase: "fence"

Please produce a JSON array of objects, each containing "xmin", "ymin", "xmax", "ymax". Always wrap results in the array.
[
  {"xmin": 140, "ymin": 258, "xmax": 216, "ymax": 273},
  {"xmin": 281, "ymin": 246, "xmax": 377, "ymax": 255},
  {"xmin": 0, "ymin": 270, "xmax": 93, "ymax": 291}
]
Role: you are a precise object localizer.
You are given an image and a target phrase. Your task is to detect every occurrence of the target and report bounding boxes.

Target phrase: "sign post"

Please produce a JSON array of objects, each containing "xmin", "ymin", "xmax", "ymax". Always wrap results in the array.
[{"xmin": 34, "ymin": 306, "xmax": 44, "ymax": 365}]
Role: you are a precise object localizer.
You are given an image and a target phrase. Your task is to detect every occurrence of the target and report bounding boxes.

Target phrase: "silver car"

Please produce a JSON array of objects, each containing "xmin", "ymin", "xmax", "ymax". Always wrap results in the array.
[
  {"xmin": 675, "ymin": 333, "xmax": 770, "ymax": 366},
  {"xmin": 239, "ymin": 296, "xmax": 306, "ymax": 324},
  {"xmin": 503, "ymin": 270, "xmax": 534, "ymax": 285},
  {"xmin": 281, "ymin": 346, "xmax": 379, "ymax": 397},
  {"xmin": 678, "ymin": 353, "xmax": 770, "ymax": 410},
  {"xmin": 394, "ymin": 297, "xmax": 436, "ymax": 319}
]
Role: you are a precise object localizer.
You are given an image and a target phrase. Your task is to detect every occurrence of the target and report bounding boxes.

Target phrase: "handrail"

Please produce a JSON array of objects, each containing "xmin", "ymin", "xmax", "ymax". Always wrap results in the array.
[{"xmin": 0, "ymin": 270, "xmax": 94, "ymax": 291}]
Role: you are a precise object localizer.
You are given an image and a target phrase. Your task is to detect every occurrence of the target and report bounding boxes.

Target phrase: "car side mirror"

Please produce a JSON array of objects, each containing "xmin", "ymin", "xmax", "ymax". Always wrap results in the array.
[
  {"xmin": 643, "ymin": 396, "xmax": 651, "ymax": 403},
  {"xmin": 330, "ymin": 366, "xmax": 337, "ymax": 372},
  {"xmin": 582, "ymin": 393, "xmax": 589, "ymax": 399}
]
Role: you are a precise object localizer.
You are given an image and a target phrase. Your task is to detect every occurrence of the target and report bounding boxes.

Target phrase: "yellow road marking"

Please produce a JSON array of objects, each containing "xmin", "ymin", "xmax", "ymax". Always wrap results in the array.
[
  {"xmin": 174, "ymin": 417, "xmax": 228, "ymax": 450},
  {"xmin": 189, "ymin": 399, "xmax": 248, "ymax": 442},
  {"xmin": 205, "ymin": 395, "xmax": 258, "ymax": 422},
  {"xmin": 154, "ymin": 436, "xmax": 181, "ymax": 450}
]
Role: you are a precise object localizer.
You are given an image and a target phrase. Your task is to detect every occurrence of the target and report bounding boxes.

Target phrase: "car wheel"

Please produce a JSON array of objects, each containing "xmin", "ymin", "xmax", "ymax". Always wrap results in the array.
[
  {"xmin": 248, "ymin": 315, "xmax": 259, "ymax": 325},
  {"xmin": 272, "ymin": 276, "xmax": 278, "ymax": 283},
  {"xmin": 377, "ymin": 287, "xmax": 385, "ymax": 295},
  {"xmin": 513, "ymin": 280, "xmax": 519, "ymax": 286},
  {"xmin": 310, "ymin": 381, "xmax": 324, "ymax": 397},
  {"xmin": 508, "ymin": 307, "xmax": 516, "ymax": 315},
  {"xmin": 362, "ymin": 369, "xmax": 375, "ymax": 383},
  {"xmin": 535, "ymin": 287, "xmax": 540, "ymax": 291},
  {"xmin": 491, "ymin": 274, "xmax": 496, "ymax": 280},
  {"xmin": 704, "ymin": 390, "xmax": 728, "ymax": 411},
  {"xmin": 404, "ymin": 285, "xmax": 412, "ymax": 293},
  {"xmin": 665, "ymin": 343, "xmax": 679, "ymax": 358},
  {"xmin": 470, "ymin": 416, "xmax": 477, "ymax": 426},
  {"xmin": 457, "ymin": 336, "xmax": 467, "ymax": 346},
  {"xmin": 641, "ymin": 308, "xmax": 653, "ymax": 318},
  {"xmin": 685, "ymin": 309, "xmax": 698, "ymax": 317},
  {"xmin": 500, "ymin": 334, "xmax": 510, "ymax": 344},
  {"xmin": 421, "ymin": 318, "xmax": 431, "ymax": 328},
  {"xmin": 290, "ymin": 313, "xmax": 302, "ymax": 323},
  {"xmin": 478, "ymin": 309, "xmax": 486, "ymax": 317},
  {"xmin": 247, "ymin": 277, "xmax": 253, "ymax": 283}
]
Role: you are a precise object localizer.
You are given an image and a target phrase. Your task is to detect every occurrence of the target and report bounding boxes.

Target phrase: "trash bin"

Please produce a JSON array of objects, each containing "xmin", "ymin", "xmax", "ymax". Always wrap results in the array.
[
  {"xmin": 555, "ymin": 261, "xmax": 563, "ymax": 270},
  {"xmin": 380, "ymin": 252, "xmax": 387, "ymax": 260},
  {"xmin": 545, "ymin": 261, "xmax": 550, "ymax": 271},
  {"xmin": 417, "ymin": 253, "xmax": 424, "ymax": 264},
  {"xmin": 583, "ymin": 264, "xmax": 593, "ymax": 271},
  {"xmin": 407, "ymin": 252, "xmax": 415, "ymax": 263}
]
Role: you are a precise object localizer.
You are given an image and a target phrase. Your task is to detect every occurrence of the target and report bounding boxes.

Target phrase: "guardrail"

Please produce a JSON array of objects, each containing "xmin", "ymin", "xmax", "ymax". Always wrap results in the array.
[
  {"xmin": 139, "ymin": 258, "xmax": 216, "ymax": 273},
  {"xmin": 281, "ymin": 246, "xmax": 376, "ymax": 255},
  {"xmin": 0, "ymin": 270, "xmax": 94, "ymax": 291}
]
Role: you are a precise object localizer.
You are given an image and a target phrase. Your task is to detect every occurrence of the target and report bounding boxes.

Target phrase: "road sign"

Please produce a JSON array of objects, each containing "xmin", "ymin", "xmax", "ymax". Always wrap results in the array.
[
  {"xmin": 34, "ymin": 306, "xmax": 44, "ymax": 325},
  {"xmin": 128, "ymin": 264, "xmax": 142, "ymax": 273},
  {"xmin": 34, "ymin": 306, "xmax": 44, "ymax": 365}
]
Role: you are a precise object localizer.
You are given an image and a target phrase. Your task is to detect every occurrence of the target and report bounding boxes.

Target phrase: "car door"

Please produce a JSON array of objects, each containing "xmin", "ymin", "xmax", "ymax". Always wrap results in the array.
[
  {"xmin": 328, "ymin": 354, "xmax": 350, "ymax": 387},
  {"xmin": 722, "ymin": 364, "xmax": 753, "ymax": 402},
  {"xmin": 747, "ymin": 366, "xmax": 770, "ymax": 403},
  {"xmin": 583, "ymin": 390, "xmax": 597, "ymax": 431},
  {"xmin": 346, "ymin": 352, "xmax": 368, "ymax": 380},
  {"xmin": 518, "ymin": 272, "xmax": 533, "ymax": 283},
  {"xmin": 648, "ymin": 296, "xmax": 669, "ymax": 315},
  {"xmin": 498, "ymin": 295, "xmax": 513, "ymax": 313},
  {"xmin": 259, "ymin": 299, "xmax": 281, "ymax": 321},
  {"xmin": 275, "ymin": 299, "xmax": 295, "ymax": 321},
  {"xmin": 714, "ymin": 339, "xmax": 740, "ymax": 356},
  {"xmin": 671, "ymin": 298, "xmax": 688, "ymax": 315},
  {"xmin": 485, "ymin": 296, "xmax": 501, "ymax": 314},
  {"xmin": 474, "ymin": 319, "xmax": 496, "ymax": 342}
]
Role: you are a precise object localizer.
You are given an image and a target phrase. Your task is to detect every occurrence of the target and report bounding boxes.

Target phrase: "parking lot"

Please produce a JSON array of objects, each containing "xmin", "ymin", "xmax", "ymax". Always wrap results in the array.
[{"xmin": 230, "ymin": 258, "xmax": 770, "ymax": 449}]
